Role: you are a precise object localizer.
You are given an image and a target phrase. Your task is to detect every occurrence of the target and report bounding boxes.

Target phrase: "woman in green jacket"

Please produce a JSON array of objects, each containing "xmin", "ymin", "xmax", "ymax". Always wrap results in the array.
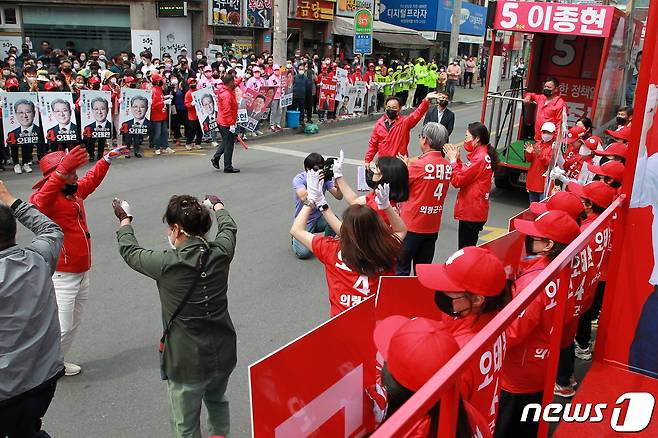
[{"xmin": 113, "ymin": 194, "xmax": 237, "ymax": 438}]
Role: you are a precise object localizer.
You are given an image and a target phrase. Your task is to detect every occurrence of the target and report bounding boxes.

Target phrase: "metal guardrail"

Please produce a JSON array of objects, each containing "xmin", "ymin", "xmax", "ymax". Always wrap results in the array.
[{"xmin": 371, "ymin": 196, "xmax": 626, "ymax": 438}]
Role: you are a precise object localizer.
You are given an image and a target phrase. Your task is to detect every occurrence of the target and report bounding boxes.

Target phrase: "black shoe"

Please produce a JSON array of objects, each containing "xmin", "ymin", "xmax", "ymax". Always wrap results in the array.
[
  {"xmin": 224, "ymin": 167, "xmax": 240, "ymax": 173},
  {"xmin": 211, "ymin": 158, "xmax": 220, "ymax": 169},
  {"xmin": 125, "ymin": 155, "xmax": 131, "ymax": 159},
  {"xmin": 135, "ymin": 153, "xmax": 142, "ymax": 158}
]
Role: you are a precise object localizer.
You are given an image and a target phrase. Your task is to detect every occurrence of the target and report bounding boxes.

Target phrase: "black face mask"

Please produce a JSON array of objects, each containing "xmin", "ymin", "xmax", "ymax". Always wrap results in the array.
[
  {"xmin": 63, "ymin": 67, "xmax": 72, "ymax": 73},
  {"xmin": 438, "ymin": 100, "xmax": 449, "ymax": 107},
  {"xmin": 616, "ymin": 116, "xmax": 627, "ymax": 126},
  {"xmin": 61, "ymin": 183, "xmax": 78, "ymax": 196},
  {"xmin": 434, "ymin": 291, "xmax": 461, "ymax": 317},
  {"xmin": 542, "ymin": 88, "xmax": 553, "ymax": 97},
  {"xmin": 386, "ymin": 109, "xmax": 398, "ymax": 120},
  {"xmin": 365, "ymin": 169, "xmax": 379, "ymax": 190}
]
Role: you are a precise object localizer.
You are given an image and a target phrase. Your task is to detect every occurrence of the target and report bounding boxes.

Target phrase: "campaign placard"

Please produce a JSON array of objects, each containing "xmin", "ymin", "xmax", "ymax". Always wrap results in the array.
[
  {"xmin": 318, "ymin": 77, "xmax": 337, "ymax": 112},
  {"xmin": 2, "ymin": 92, "xmax": 41, "ymax": 146},
  {"xmin": 119, "ymin": 88, "xmax": 152, "ymax": 136},
  {"xmin": 38, "ymin": 92, "xmax": 78, "ymax": 143},
  {"xmin": 238, "ymin": 87, "xmax": 271, "ymax": 131},
  {"xmin": 80, "ymin": 90, "xmax": 112, "ymax": 140},
  {"xmin": 280, "ymin": 72, "xmax": 293, "ymax": 107},
  {"xmin": 192, "ymin": 88, "xmax": 219, "ymax": 133},
  {"xmin": 343, "ymin": 84, "xmax": 367, "ymax": 115},
  {"xmin": 366, "ymin": 84, "xmax": 378, "ymax": 114}
]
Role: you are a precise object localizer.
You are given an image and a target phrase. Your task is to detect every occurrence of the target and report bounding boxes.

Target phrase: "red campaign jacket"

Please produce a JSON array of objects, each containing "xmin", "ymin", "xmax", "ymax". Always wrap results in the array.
[
  {"xmin": 349, "ymin": 72, "xmax": 363, "ymax": 84},
  {"xmin": 215, "ymin": 84, "xmax": 238, "ymax": 127},
  {"xmin": 451, "ymin": 146, "xmax": 493, "ymax": 222},
  {"xmin": 525, "ymin": 92, "xmax": 568, "ymax": 141},
  {"xmin": 501, "ymin": 256, "xmax": 556, "ymax": 394},
  {"xmin": 102, "ymin": 84, "xmax": 121, "ymax": 116},
  {"xmin": 184, "ymin": 89, "xmax": 197, "ymax": 121},
  {"xmin": 150, "ymin": 85, "xmax": 167, "ymax": 122},
  {"xmin": 393, "ymin": 400, "xmax": 492, "ymax": 438},
  {"xmin": 525, "ymin": 140, "xmax": 553, "ymax": 193},
  {"xmin": 364, "ymin": 71, "xmax": 376, "ymax": 84},
  {"xmin": 364, "ymin": 99, "xmax": 429, "ymax": 163},
  {"xmin": 563, "ymin": 154, "xmax": 593, "ymax": 180},
  {"xmin": 29, "ymin": 160, "xmax": 110, "ymax": 273}
]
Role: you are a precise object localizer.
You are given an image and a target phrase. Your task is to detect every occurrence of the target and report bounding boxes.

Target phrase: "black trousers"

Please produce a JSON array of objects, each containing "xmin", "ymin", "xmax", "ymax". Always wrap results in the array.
[
  {"xmin": 0, "ymin": 380, "xmax": 57, "ymax": 438},
  {"xmin": 575, "ymin": 281, "xmax": 605, "ymax": 348},
  {"xmin": 84, "ymin": 138, "xmax": 106, "ymax": 160},
  {"xmin": 213, "ymin": 125, "xmax": 235, "ymax": 169},
  {"xmin": 10, "ymin": 143, "xmax": 33, "ymax": 164},
  {"xmin": 396, "ymin": 231, "xmax": 439, "ymax": 276},
  {"xmin": 413, "ymin": 85, "xmax": 428, "ymax": 107},
  {"xmin": 186, "ymin": 120, "xmax": 203, "ymax": 145},
  {"xmin": 493, "ymin": 389, "xmax": 542, "ymax": 438},
  {"xmin": 124, "ymin": 134, "xmax": 143, "ymax": 155},
  {"xmin": 458, "ymin": 220, "xmax": 486, "ymax": 249},
  {"xmin": 464, "ymin": 72, "xmax": 474, "ymax": 88},
  {"xmin": 398, "ymin": 90, "xmax": 409, "ymax": 107},
  {"xmin": 171, "ymin": 110, "xmax": 188, "ymax": 140},
  {"xmin": 305, "ymin": 95, "xmax": 314, "ymax": 122}
]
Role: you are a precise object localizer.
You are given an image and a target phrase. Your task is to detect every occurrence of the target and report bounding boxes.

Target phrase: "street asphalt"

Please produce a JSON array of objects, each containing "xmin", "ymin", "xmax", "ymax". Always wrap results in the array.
[{"xmin": 4, "ymin": 101, "xmax": 531, "ymax": 437}]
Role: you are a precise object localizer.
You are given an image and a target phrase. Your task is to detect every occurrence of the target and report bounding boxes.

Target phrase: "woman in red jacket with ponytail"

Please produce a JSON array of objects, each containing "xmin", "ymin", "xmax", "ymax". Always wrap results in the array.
[{"xmin": 444, "ymin": 122, "xmax": 499, "ymax": 248}]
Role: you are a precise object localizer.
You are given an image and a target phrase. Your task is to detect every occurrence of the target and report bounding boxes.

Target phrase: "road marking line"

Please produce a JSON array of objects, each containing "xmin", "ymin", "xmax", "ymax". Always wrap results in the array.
[
  {"xmin": 479, "ymin": 226, "xmax": 508, "ymax": 243},
  {"xmin": 250, "ymin": 144, "xmax": 363, "ymax": 165}
]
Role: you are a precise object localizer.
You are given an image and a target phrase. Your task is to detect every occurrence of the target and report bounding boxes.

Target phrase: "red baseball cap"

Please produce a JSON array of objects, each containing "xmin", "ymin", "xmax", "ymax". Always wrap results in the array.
[
  {"xmin": 530, "ymin": 191, "xmax": 584, "ymax": 220},
  {"xmin": 186, "ymin": 77, "xmax": 197, "ymax": 84},
  {"xmin": 151, "ymin": 73, "xmax": 164, "ymax": 82},
  {"xmin": 605, "ymin": 125, "xmax": 631, "ymax": 141},
  {"xmin": 374, "ymin": 316, "xmax": 459, "ymax": 392},
  {"xmin": 44, "ymin": 81, "xmax": 57, "ymax": 91},
  {"xmin": 583, "ymin": 136, "xmax": 602, "ymax": 151},
  {"xmin": 588, "ymin": 160, "xmax": 625, "ymax": 183},
  {"xmin": 514, "ymin": 210, "xmax": 581, "ymax": 244},
  {"xmin": 32, "ymin": 151, "xmax": 66, "ymax": 189},
  {"xmin": 594, "ymin": 142, "xmax": 628, "ymax": 160},
  {"xmin": 567, "ymin": 181, "xmax": 617, "ymax": 209},
  {"xmin": 88, "ymin": 75, "xmax": 101, "ymax": 84},
  {"xmin": 416, "ymin": 247, "xmax": 506, "ymax": 297},
  {"xmin": 566, "ymin": 126, "xmax": 587, "ymax": 145},
  {"xmin": 5, "ymin": 77, "xmax": 19, "ymax": 89},
  {"xmin": 123, "ymin": 76, "xmax": 137, "ymax": 84}
]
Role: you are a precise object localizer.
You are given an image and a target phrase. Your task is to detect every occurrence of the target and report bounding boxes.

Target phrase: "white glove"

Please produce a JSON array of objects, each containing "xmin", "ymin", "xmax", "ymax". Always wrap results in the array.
[
  {"xmin": 103, "ymin": 145, "xmax": 127, "ymax": 163},
  {"xmin": 550, "ymin": 167, "xmax": 567, "ymax": 183},
  {"xmin": 164, "ymin": 97, "xmax": 173, "ymax": 105},
  {"xmin": 305, "ymin": 169, "xmax": 326, "ymax": 206},
  {"xmin": 332, "ymin": 150, "xmax": 344, "ymax": 179},
  {"xmin": 375, "ymin": 183, "xmax": 391, "ymax": 210}
]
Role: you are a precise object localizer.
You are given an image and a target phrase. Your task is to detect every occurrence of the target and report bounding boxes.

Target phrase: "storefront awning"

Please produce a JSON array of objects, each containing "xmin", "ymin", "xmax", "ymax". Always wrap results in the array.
[{"xmin": 331, "ymin": 16, "xmax": 433, "ymax": 48}]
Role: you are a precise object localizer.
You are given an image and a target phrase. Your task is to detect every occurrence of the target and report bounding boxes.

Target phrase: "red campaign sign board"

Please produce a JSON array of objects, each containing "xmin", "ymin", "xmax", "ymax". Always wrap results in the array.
[
  {"xmin": 555, "ymin": 76, "xmax": 597, "ymax": 127},
  {"xmin": 318, "ymin": 77, "xmax": 337, "ymax": 112},
  {"xmin": 494, "ymin": 1, "xmax": 615, "ymax": 38},
  {"xmin": 249, "ymin": 298, "xmax": 378, "ymax": 437}
]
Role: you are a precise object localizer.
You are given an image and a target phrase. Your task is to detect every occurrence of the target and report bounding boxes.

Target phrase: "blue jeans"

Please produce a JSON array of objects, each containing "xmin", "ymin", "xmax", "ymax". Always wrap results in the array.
[
  {"xmin": 151, "ymin": 120, "xmax": 169, "ymax": 150},
  {"xmin": 292, "ymin": 215, "xmax": 335, "ymax": 259},
  {"xmin": 528, "ymin": 191, "xmax": 545, "ymax": 203}
]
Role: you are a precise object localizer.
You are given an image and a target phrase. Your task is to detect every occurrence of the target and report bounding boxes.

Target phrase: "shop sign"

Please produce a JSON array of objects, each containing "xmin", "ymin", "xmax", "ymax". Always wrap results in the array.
[
  {"xmin": 246, "ymin": 0, "xmax": 272, "ymax": 28},
  {"xmin": 157, "ymin": 1, "xmax": 188, "ymax": 17},
  {"xmin": 493, "ymin": 1, "xmax": 615, "ymax": 38},
  {"xmin": 336, "ymin": 0, "xmax": 374, "ymax": 18},
  {"xmin": 131, "ymin": 29, "xmax": 161, "ymax": 59},
  {"xmin": 380, "ymin": 0, "xmax": 486, "ymax": 35},
  {"xmin": 291, "ymin": 0, "xmax": 336, "ymax": 21},
  {"xmin": 209, "ymin": 0, "xmax": 243, "ymax": 26}
]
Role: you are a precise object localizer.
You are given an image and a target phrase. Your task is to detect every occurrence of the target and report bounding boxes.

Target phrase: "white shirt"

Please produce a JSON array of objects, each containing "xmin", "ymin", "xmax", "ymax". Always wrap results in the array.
[
  {"xmin": 58, "ymin": 123, "xmax": 73, "ymax": 132},
  {"xmin": 631, "ymin": 153, "xmax": 658, "ymax": 285}
]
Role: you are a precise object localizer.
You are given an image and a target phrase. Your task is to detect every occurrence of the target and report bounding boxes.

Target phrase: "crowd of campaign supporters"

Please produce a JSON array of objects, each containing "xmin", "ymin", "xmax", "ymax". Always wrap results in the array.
[{"xmin": 1, "ymin": 38, "xmax": 632, "ymax": 438}]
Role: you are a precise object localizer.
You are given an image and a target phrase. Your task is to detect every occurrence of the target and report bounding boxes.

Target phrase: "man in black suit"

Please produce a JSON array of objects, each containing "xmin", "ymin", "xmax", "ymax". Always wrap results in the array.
[
  {"xmin": 46, "ymin": 99, "xmax": 78, "ymax": 145},
  {"xmin": 423, "ymin": 91, "xmax": 454, "ymax": 140}
]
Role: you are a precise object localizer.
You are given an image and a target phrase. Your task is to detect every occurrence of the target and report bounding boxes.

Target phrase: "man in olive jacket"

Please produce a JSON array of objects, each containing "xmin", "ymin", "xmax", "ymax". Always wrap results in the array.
[{"xmin": 114, "ymin": 194, "xmax": 237, "ymax": 438}]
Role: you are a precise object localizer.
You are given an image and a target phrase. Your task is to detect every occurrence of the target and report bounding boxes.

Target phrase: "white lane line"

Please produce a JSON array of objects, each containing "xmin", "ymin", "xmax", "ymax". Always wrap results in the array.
[{"xmin": 249, "ymin": 144, "xmax": 363, "ymax": 165}]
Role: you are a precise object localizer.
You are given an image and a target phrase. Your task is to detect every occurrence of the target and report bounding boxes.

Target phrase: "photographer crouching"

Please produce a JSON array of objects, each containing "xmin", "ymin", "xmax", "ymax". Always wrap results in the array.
[
  {"xmin": 112, "ymin": 194, "xmax": 237, "ymax": 438},
  {"xmin": 292, "ymin": 153, "xmax": 343, "ymax": 259}
]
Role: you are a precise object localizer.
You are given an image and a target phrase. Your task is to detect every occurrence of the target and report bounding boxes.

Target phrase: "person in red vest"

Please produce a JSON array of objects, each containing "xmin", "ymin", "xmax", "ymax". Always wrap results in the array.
[
  {"xmin": 183, "ymin": 77, "xmax": 203, "ymax": 150},
  {"xmin": 364, "ymin": 63, "xmax": 376, "ymax": 84},
  {"xmin": 416, "ymin": 246, "xmax": 509, "ymax": 434},
  {"xmin": 350, "ymin": 65, "xmax": 363, "ymax": 84},
  {"xmin": 150, "ymin": 73, "xmax": 174, "ymax": 155},
  {"xmin": 364, "ymin": 91, "xmax": 439, "ymax": 166},
  {"xmin": 211, "ymin": 72, "xmax": 241, "ymax": 173},
  {"xmin": 495, "ymin": 211, "xmax": 580, "ymax": 438},
  {"xmin": 525, "ymin": 121, "xmax": 556, "ymax": 203},
  {"xmin": 444, "ymin": 122, "xmax": 499, "ymax": 249},
  {"xmin": 29, "ymin": 144, "xmax": 124, "ymax": 376},
  {"xmin": 523, "ymin": 77, "xmax": 568, "ymax": 141}
]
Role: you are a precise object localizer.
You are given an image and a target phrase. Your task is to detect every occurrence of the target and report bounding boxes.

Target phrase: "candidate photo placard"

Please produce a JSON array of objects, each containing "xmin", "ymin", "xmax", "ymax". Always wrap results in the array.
[
  {"xmin": 38, "ymin": 92, "xmax": 78, "ymax": 143},
  {"xmin": 2, "ymin": 92, "xmax": 41, "ymax": 146},
  {"xmin": 119, "ymin": 88, "xmax": 152, "ymax": 136},
  {"xmin": 238, "ymin": 88, "xmax": 270, "ymax": 131},
  {"xmin": 192, "ymin": 88, "xmax": 219, "ymax": 134},
  {"xmin": 80, "ymin": 90, "xmax": 112, "ymax": 140}
]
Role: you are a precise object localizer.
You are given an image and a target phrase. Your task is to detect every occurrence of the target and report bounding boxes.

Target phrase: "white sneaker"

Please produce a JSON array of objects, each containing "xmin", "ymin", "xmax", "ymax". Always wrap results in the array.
[
  {"xmin": 194, "ymin": 144, "xmax": 203, "ymax": 150},
  {"xmin": 575, "ymin": 343, "xmax": 592, "ymax": 361},
  {"xmin": 211, "ymin": 141, "xmax": 219, "ymax": 148},
  {"xmin": 155, "ymin": 149, "xmax": 161, "ymax": 155},
  {"xmin": 165, "ymin": 147, "xmax": 176, "ymax": 154},
  {"xmin": 22, "ymin": 163, "xmax": 32, "ymax": 173},
  {"xmin": 185, "ymin": 144, "xmax": 193, "ymax": 151},
  {"xmin": 14, "ymin": 164, "xmax": 22, "ymax": 174},
  {"xmin": 64, "ymin": 362, "xmax": 82, "ymax": 376}
]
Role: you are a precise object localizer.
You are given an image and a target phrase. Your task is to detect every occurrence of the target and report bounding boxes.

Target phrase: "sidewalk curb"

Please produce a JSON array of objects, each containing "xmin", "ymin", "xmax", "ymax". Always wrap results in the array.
[{"xmin": 244, "ymin": 99, "xmax": 484, "ymax": 144}]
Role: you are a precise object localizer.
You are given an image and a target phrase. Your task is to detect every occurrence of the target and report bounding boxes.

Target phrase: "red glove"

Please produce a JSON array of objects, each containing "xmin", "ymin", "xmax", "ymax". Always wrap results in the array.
[{"xmin": 57, "ymin": 145, "xmax": 89, "ymax": 175}]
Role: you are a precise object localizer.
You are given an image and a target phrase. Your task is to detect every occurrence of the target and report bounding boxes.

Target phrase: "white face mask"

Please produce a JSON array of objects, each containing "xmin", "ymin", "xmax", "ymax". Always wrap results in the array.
[
  {"xmin": 196, "ymin": 54, "xmax": 203, "ymax": 60},
  {"xmin": 110, "ymin": 77, "xmax": 117, "ymax": 84},
  {"xmin": 171, "ymin": 78, "xmax": 178, "ymax": 85},
  {"xmin": 541, "ymin": 133, "xmax": 553, "ymax": 143},
  {"xmin": 167, "ymin": 230, "xmax": 177, "ymax": 249},
  {"xmin": 579, "ymin": 145, "xmax": 592, "ymax": 156}
]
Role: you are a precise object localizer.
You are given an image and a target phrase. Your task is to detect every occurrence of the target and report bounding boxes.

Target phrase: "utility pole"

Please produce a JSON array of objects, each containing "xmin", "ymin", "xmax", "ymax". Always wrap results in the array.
[
  {"xmin": 272, "ymin": 0, "xmax": 288, "ymax": 66},
  {"xmin": 449, "ymin": 0, "xmax": 462, "ymax": 63}
]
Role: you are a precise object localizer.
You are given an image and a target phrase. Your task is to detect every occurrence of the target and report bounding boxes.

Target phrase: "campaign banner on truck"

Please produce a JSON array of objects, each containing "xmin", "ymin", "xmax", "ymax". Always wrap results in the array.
[
  {"xmin": 118, "ymin": 88, "xmax": 152, "ymax": 136},
  {"xmin": 2, "ymin": 92, "xmax": 41, "ymax": 146},
  {"xmin": 249, "ymin": 297, "xmax": 377, "ymax": 437},
  {"xmin": 192, "ymin": 88, "xmax": 218, "ymax": 133},
  {"xmin": 318, "ymin": 77, "xmax": 337, "ymax": 112},
  {"xmin": 38, "ymin": 92, "xmax": 78, "ymax": 143},
  {"xmin": 80, "ymin": 90, "xmax": 112, "ymax": 140}
]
